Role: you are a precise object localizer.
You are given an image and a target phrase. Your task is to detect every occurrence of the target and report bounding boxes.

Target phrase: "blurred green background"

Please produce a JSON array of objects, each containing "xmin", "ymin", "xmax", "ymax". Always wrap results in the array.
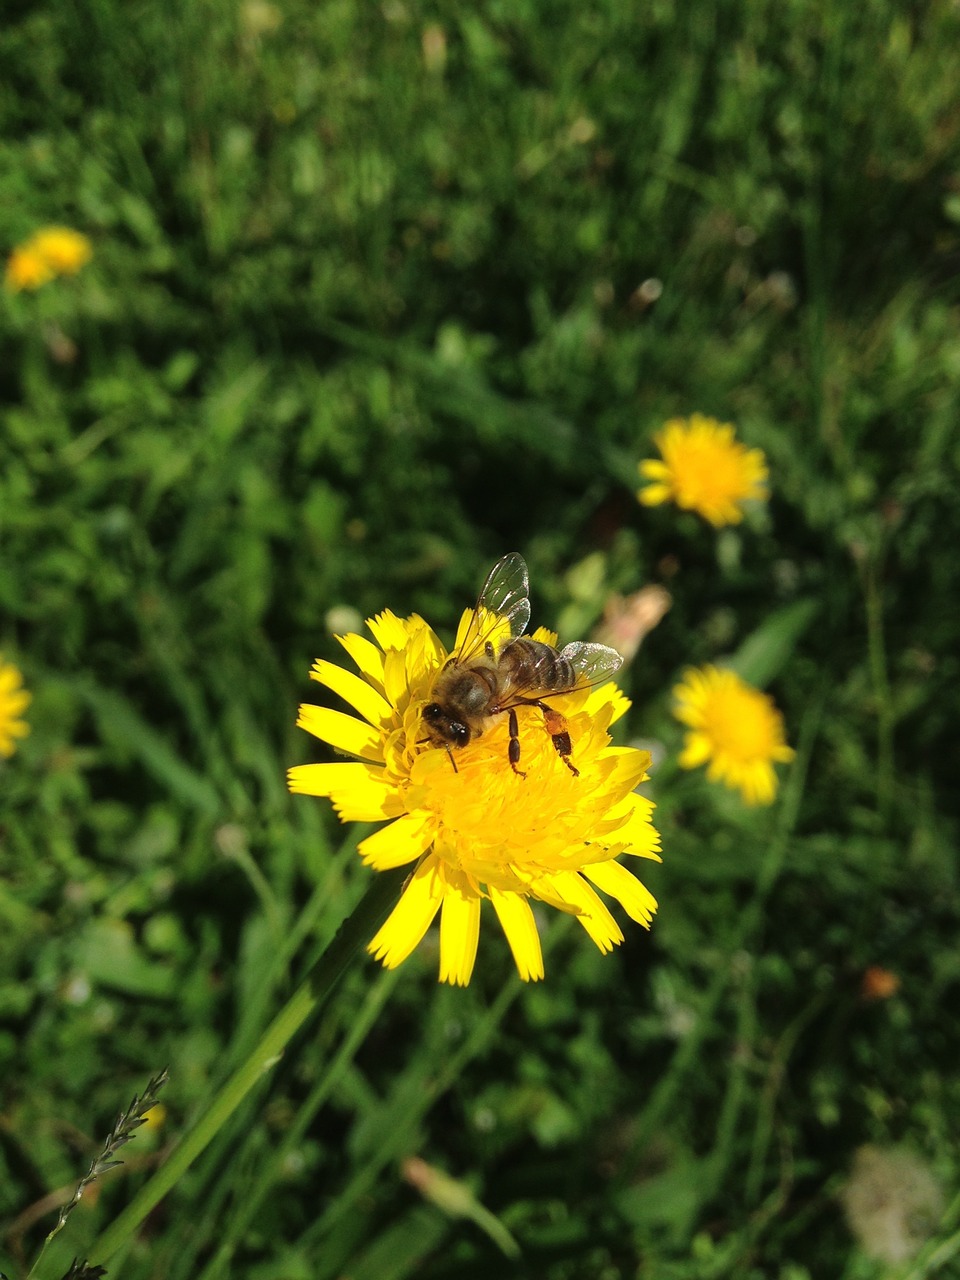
[{"xmin": 2, "ymin": 0, "xmax": 960, "ymax": 1276}]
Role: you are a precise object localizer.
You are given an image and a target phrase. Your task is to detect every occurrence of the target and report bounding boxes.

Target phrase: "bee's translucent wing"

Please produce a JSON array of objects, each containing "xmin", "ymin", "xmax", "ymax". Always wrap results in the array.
[
  {"xmin": 455, "ymin": 553, "xmax": 531, "ymax": 662},
  {"xmin": 478, "ymin": 552, "xmax": 531, "ymax": 639},
  {"xmin": 559, "ymin": 641, "xmax": 624, "ymax": 686},
  {"xmin": 496, "ymin": 639, "xmax": 624, "ymax": 712}
]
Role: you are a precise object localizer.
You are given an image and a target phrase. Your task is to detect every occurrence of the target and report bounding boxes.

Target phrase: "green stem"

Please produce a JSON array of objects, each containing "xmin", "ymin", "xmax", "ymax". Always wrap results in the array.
[{"xmin": 82, "ymin": 866, "xmax": 407, "ymax": 1270}]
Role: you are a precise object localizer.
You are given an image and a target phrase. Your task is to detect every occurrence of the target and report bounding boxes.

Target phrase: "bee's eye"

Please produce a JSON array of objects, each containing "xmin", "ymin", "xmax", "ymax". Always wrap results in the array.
[
  {"xmin": 453, "ymin": 724, "xmax": 470, "ymax": 747},
  {"xmin": 423, "ymin": 703, "xmax": 442, "ymax": 722}
]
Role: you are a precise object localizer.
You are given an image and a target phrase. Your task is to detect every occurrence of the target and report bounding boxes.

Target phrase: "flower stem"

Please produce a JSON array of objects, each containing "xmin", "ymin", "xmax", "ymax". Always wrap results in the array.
[{"xmin": 81, "ymin": 866, "xmax": 407, "ymax": 1271}]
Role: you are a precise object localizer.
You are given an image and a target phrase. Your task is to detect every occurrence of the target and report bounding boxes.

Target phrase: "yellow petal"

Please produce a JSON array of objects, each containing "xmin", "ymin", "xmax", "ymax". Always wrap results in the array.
[
  {"xmin": 286, "ymin": 763, "xmax": 404, "ymax": 820},
  {"xmin": 597, "ymin": 745, "xmax": 652, "ymax": 793},
  {"xmin": 738, "ymin": 762, "xmax": 777, "ymax": 806},
  {"xmin": 595, "ymin": 687, "xmax": 631, "ymax": 726},
  {"xmin": 678, "ymin": 733, "xmax": 712, "ymax": 768},
  {"xmin": 2, "ymin": 690, "xmax": 31, "ymax": 716},
  {"xmin": 638, "ymin": 484, "xmax": 672, "ymax": 507},
  {"xmin": 453, "ymin": 605, "xmax": 512, "ymax": 658},
  {"xmin": 542, "ymin": 871, "xmax": 623, "ymax": 953},
  {"xmin": 310, "ymin": 659, "xmax": 392, "ymax": 725},
  {"xmin": 584, "ymin": 859, "xmax": 657, "ymax": 926},
  {"xmin": 367, "ymin": 609, "xmax": 412, "ymax": 652},
  {"xmin": 335, "ymin": 632, "xmax": 386, "ymax": 688},
  {"xmin": 439, "ymin": 874, "xmax": 481, "ymax": 986},
  {"xmin": 403, "ymin": 616, "xmax": 445, "ymax": 678},
  {"xmin": 296, "ymin": 705, "xmax": 383, "ymax": 761},
  {"xmin": 530, "ymin": 625, "xmax": 559, "ymax": 647},
  {"xmin": 383, "ymin": 646, "xmax": 416, "ymax": 709},
  {"xmin": 367, "ymin": 855, "xmax": 444, "ymax": 969},
  {"xmin": 0, "ymin": 666, "xmax": 22, "ymax": 694},
  {"xmin": 358, "ymin": 812, "xmax": 436, "ymax": 870},
  {"xmin": 602, "ymin": 797, "xmax": 662, "ymax": 861},
  {"xmin": 489, "ymin": 888, "xmax": 544, "ymax": 981}
]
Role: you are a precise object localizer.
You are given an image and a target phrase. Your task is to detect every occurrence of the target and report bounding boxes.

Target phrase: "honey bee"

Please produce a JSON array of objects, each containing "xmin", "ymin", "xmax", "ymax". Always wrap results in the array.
[{"xmin": 421, "ymin": 553, "xmax": 623, "ymax": 777}]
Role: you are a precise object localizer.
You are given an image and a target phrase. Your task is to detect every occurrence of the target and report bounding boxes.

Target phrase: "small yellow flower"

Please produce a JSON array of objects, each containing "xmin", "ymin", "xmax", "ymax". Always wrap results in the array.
[
  {"xmin": 29, "ymin": 226, "xmax": 93, "ymax": 276},
  {"xmin": 5, "ymin": 246, "xmax": 55, "ymax": 292},
  {"xmin": 638, "ymin": 413, "xmax": 768, "ymax": 527},
  {"xmin": 5, "ymin": 226, "xmax": 92, "ymax": 292},
  {"xmin": 290, "ymin": 610, "xmax": 660, "ymax": 985},
  {"xmin": 673, "ymin": 664, "xmax": 793, "ymax": 805},
  {"xmin": 0, "ymin": 657, "xmax": 32, "ymax": 758}
]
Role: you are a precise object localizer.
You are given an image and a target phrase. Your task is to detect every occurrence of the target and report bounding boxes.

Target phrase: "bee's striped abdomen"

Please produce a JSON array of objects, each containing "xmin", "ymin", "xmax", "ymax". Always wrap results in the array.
[{"xmin": 498, "ymin": 638, "xmax": 578, "ymax": 693}]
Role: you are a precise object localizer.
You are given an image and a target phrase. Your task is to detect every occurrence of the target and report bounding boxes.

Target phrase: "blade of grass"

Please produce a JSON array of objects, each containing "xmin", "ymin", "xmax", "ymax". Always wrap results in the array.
[
  {"xmin": 69, "ymin": 866, "xmax": 408, "ymax": 1275},
  {"xmin": 190, "ymin": 966, "xmax": 403, "ymax": 1280}
]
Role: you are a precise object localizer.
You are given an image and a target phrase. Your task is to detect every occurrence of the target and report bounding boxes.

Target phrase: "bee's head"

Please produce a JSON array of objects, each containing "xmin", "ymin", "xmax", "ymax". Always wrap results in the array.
[{"xmin": 422, "ymin": 702, "xmax": 470, "ymax": 748}]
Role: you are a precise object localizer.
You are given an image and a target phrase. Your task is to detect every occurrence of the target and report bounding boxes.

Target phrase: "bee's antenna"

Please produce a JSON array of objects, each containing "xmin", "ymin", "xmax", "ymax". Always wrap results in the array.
[{"xmin": 446, "ymin": 747, "xmax": 459, "ymax": 774}]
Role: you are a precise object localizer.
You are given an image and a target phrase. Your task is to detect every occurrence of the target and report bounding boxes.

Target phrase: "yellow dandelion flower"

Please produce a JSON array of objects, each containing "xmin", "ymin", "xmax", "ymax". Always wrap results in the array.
[
  {"xmin": 5, "ymin": 226, "xmax": 92, "ymax": 292},
  {"xmin": 673, "ymin": 664, "xmax": 793, "ymax": 806},
  {"xmin": 29, "ymin": 226, "xmax": 93, "ymax": 276},
  {"xmin": 289, "ymin": 558, "xmax": 661, "ymax": 985},
  {"xmin": 5, "ymin": 246, "xmax": 55, "ymax": 292},
  {"xmin": 0, "ymin": 657, "xmax": 32, "ymax": 758},
  {"xmin": 638, "ymin": 413, "xmax": 769, "ymax": 527}
]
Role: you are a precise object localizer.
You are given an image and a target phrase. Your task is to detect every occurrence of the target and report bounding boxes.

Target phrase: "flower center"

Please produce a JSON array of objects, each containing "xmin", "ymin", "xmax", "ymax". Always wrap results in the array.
[
  {"xmin": 703, "ymin": 685, "xmax": 776, "ymax": 762},
  {"xmin": 677, "ymin": 443, "xmax": 745, "ymax": 504},
  {"xmin": 407, "ymin": 700, "xmax": 597, "ymax": 885}
]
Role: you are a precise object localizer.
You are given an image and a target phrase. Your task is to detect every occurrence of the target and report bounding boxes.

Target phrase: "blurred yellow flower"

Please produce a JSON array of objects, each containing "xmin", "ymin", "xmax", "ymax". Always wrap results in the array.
[
  {"xmin": 5, "ymin": 246, "xmax": 55, "ymax": 292},
  {"xmin": 140, "ymin": 1103, "xmax": 167, "ymax": 1132},
  {"xmin": 638, "ymin": 413, "xmax": 768, "ymax": 527},
  {"xmin": 5, "ymin": 226, "xmax": 92, "ymax": 292},
  {"xmin": 290, "ymin": 610, "xmax": 660, "ymax": 985},
  {"xmin": 673, "ymin": 665, "xmax": 793, "ymax": 805},
  {"xmin": 30, "ymin": 226, "xmax": 93, "ymax": 275},
  {"xmin": 0, "ymin": 657, "xmax": 31, "ymax": 758}
]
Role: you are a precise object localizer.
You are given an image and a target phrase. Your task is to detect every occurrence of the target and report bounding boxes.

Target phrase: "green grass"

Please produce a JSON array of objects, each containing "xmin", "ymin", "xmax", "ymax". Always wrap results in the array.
[{"xmin": 2, "ymin": 0, "xmax": 960, "ymax": 1276}]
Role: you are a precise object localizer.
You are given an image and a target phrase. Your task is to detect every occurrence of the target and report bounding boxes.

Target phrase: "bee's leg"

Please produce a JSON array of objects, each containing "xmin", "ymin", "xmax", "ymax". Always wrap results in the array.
[
  {"xmin": 535, "ymin": 701, "xmax": 580, "ymax": 777},
  {"xmin": 507, "ymin": 708, "xmax": 526, "ymax": 778}
]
